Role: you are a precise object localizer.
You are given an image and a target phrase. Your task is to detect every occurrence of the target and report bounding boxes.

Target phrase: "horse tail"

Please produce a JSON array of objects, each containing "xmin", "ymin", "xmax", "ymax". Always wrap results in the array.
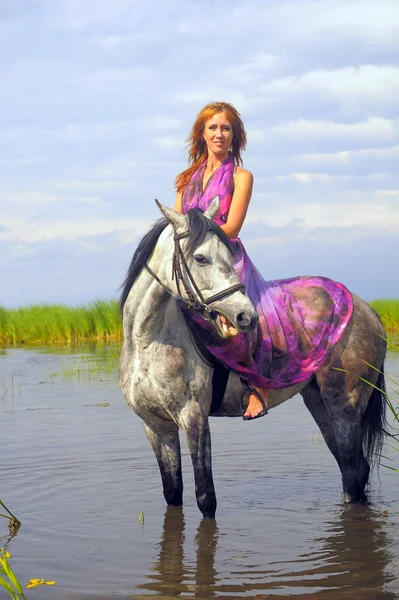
[{"xmin": 361, "ymin": 365, "xmax": 388, "ymax": 467}]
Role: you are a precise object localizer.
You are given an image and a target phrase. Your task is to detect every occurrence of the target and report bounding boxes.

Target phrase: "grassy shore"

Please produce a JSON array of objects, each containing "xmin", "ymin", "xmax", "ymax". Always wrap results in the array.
[
  {"xmin": 369, "ymin": 299, "xmax": 399, "ymax": 333},
  {"xmin": 0, "ymin": 300, "xmax": 122, "ymax": 345},
  {"xmin": 0, "ymin": 298, "xmax": 398, "ymax": 346}
]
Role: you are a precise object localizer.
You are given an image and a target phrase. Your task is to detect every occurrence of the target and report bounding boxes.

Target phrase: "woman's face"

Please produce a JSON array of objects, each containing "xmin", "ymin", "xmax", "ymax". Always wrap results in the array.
[{"xmin": 203, "ymin": 112, "xmax": 233, "ymax": 157}]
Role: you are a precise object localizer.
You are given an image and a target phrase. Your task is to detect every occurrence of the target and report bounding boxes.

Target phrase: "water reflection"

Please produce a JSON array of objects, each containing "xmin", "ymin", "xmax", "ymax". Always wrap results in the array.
[
  {"xmin": 145, "ymin": 507, "xmax": 187, "ymax": 597},
  {"xmin": 136, "ymin": 504, "xmax": 397, "ymax": 599},
  {"xmin": 268, "ymin": 504, "xmax": 397, "ymax": 599},
  {"xmin": 137, "ymin": 506, "xmax": 218, "ymax": 599},
  {"xmin": 194, "ymin": 516, "xmax": 218, "ymax": 596}
]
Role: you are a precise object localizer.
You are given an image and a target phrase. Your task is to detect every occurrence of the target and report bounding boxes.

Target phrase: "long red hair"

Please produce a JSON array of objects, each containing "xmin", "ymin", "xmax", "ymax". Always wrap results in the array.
[{"xmin": 175, "ymin": 102, "xmax": 247, "ymax": 194}]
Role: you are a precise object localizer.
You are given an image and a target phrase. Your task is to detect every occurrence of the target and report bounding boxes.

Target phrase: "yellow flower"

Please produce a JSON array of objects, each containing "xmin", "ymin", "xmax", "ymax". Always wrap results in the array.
[
  {"xmin": 26, "ymin": 579, "xmax": 41, "ymax": 588},
  {"xmin": 26, "ymin": 578, "xmax": 56, "ymax": 588},
  {"xmin": 4, "ymin": 552, "xmax": 12, "ymax": 559}
]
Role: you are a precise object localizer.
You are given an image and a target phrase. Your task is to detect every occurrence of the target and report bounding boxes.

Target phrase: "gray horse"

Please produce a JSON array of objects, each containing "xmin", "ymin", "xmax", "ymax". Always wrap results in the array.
[{"xmin": 119, "ymin": 199, "xmax": 387, "ymax": 518}]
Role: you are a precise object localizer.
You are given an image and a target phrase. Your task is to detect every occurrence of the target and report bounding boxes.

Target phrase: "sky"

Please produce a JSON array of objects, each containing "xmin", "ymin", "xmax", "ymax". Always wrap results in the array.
[{"xmin": 1, "ymin": 0, "xmax": 399, "ymax": 307}]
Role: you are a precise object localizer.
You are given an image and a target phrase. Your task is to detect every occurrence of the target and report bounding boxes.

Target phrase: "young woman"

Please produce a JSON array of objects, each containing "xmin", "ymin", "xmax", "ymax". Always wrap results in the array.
[
  {"xmin": 174, "ymin": 101, "xmax": 269, "ymax": 420},
  {"xmin": 173, "ymin": 102, "xmax": 353, "ymax": 424}
]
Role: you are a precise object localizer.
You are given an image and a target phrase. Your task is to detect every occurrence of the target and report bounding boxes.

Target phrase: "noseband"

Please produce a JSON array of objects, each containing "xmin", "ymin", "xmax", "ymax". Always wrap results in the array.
[{"xmin": 145, "ymin": 231, "xmax": 246, "ymax": 321}]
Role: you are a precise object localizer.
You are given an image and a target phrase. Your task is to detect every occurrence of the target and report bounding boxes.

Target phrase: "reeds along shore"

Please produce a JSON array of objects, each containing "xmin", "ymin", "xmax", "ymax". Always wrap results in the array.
[
  {"xmin": 0, "ymin": 300, "xmax": 122, "ymax": 345},
  {"xmin": 0, "ymin": 298, "xmax": 398, "ymax": 346}
]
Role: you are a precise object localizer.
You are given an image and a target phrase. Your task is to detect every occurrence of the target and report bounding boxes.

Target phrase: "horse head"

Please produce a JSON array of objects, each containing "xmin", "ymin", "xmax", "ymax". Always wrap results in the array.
[{"xmin": 156, "ymin": 198, "xmax": 258, "ymax": 338}]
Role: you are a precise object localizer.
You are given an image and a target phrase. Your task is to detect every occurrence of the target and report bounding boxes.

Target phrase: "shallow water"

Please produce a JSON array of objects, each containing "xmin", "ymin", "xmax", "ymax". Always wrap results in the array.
[{"xmin": 1, "ymin": 345, "xmax": 399, "ymax": 599}]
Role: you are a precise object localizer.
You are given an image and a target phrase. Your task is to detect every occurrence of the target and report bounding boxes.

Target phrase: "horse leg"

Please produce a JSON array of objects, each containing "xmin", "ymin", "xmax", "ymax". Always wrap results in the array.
[
  {"xmin": 330, "ymin": 404, "xmax": 369, "ymax": 504},
  {"xmin": 302, "ymin": 381, "xmax": 370, "ymax": 500},
  {"xmin": 316, "ymin": 369, "xmax": 371, "ymax": 503},
  {"xmin": 301, "ymin": 380, "xmax": 341, "ymax": 469},
  {"xmin": 144, "ymin": 421, "xmax": 183, "ymax": 506},
  {"xmin": 180, "ymin": 404, "xmax": 217, "ymax": 519}
]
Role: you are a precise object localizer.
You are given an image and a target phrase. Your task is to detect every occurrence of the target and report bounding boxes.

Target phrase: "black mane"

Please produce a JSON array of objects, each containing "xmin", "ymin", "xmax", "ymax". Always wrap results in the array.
[{"xmin": 119, "ymin": 209, "xmax": 234, "ymax": 311}]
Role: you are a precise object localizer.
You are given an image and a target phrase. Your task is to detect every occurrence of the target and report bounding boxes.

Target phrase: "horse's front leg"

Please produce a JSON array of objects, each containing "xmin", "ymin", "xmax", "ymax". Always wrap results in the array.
[
  {"xmin": 144, "ymin": 421, "xmax": 183, "ymax": 506},
  {"xmin": 180, "ymin": 403, "xmax": 216, "ymax": 519}
]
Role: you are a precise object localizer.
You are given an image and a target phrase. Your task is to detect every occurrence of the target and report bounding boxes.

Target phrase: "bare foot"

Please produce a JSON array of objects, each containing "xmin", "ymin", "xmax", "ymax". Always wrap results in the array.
[{"xmin": 243, "ymin": 386, "xmax": 269, "ymax": 419}]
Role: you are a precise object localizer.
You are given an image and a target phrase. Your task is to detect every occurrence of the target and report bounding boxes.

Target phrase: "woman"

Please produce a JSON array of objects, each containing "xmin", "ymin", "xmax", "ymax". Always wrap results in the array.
[
  {"xmin": 174, "ymin": 101, "xmax": 268, "ymax": 420},
  {"xmin": 173, "ymin": 102, "xmax": 353, "ymax": 424}
]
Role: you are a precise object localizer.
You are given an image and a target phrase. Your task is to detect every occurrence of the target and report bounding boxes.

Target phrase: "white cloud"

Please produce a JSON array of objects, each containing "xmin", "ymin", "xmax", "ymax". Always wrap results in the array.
[
  {"xmin": 59, "ymin": 122, "xmax": 133, "ymax": 144},
  {"xmin": 84, "ymin": 67, "xmax": 154, "ymax": 94},
  {"xmin": 231, "ymin": 0, "xmax": 399, "ymax": 43},
  {"xmin": 153, "ymin": 136, "xmax": 182, "ymax": 150},
  {"xmin": 246, "ymin": 199, "xmax": 399, "ymax": 233},
  {"xmin": 0, "ymin": 217, "xmax": 151, "ymax": 243},
  {"xmin": 222, "ymin": 54, "xmax": 280, "ymax": 85},
  {"xmin": 2, "ymin": 192, "xmax": 100, "ymax": 205},
  {"xmin": 274, "ymin": 172, "xmax": 392, "ymax": 184},
  {"xmin": 42, "ymin": 0, "xmax": 138, "ymax": 30},
  {"xmin": 266, "ymin": 118, "xmax": 399, "ymax": 153},
  {"xmin": 261, "ymin": 66, "xmax": 399, "ymax": 114},
  {"xmin": 271, "ymin": 117, "xmax": 398, "ymax": 140},
  {"xmin": 56, "ymin": 179, "xmax": 139, "ymax": 193},
  {"xmin": 175, "ymin": 89, "xmax": 251, "ymax": 110},
  {"xmin": 1, "ymin": 0, "xmax": 398, "ymax": 304},
  {"xmin": 88, "ymin": 34, "xmax": 125, "ymax": 49},
  {"xmin": 291, "ymin": 173, "xmax": 334, "ymax": 184},
  {"xmin": 3, "ymin": 117, "xmax": 182, "ymax": 149},
  {"xmin": 136, "ymin": 115, "xmax": 182, "ymax": 132},
  {"xmin": 300, "ymin": 145, "xmax": 399, "ymax": 165},
  {"xmin": 379, "ymin": 189, "xmax": 399, "ymax": 196}
]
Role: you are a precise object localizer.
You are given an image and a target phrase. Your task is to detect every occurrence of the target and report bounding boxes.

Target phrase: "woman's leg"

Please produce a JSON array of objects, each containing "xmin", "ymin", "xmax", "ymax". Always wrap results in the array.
[
  {"xmin": 218, "ymin": 315, "xmax": 269, "ymax": 419},
  {"xmin": 243, "ymin": 385, "xmax": 269, "ymax": 419}
]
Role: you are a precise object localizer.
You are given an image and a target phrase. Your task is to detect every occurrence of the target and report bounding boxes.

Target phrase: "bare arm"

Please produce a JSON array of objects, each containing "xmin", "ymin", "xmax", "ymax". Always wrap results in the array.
[
  {"xmin": 174, "ymin": 192, "xmax": 183, "ymax": 214},
  {"xmin": 220, "ymin": 168, "xmax": 253, "ymax": 239}
]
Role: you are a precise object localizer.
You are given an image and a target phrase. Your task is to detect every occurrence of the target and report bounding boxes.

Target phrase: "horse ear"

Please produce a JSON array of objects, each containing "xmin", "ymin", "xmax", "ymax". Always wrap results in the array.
[
  {"xmin": 204, "ymin": 196, "xmax": 220, "ymax": 221},
  {"xmin": 155, "ymin": 200, "xmax": 186, "ymax": 229}
]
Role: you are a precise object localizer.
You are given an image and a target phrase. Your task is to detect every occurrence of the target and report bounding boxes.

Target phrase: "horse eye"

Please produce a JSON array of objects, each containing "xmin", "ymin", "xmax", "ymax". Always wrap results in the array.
[{"xmin": 194, "ymin": 254, "xmax": 208, "ymax": 265}]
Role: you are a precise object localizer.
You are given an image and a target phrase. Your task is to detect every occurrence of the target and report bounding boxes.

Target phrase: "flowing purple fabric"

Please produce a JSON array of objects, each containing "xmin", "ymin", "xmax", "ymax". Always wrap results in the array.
[{"xmin": 181, "ymin": 153, "xmax": 353, "ymax": 389}]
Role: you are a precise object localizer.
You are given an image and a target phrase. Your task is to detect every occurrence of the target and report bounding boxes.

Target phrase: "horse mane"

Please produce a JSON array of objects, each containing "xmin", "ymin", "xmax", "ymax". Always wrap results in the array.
[{"xmin": 119, "ymin": 209, "xmax": 234, "ymax": 311}]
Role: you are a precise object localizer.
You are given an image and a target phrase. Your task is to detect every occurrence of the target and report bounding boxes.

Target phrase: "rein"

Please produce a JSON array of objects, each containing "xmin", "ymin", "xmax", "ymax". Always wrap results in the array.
[{"xmin": 144, "ymin": 230, "xmax": 245, "ymax": 321}]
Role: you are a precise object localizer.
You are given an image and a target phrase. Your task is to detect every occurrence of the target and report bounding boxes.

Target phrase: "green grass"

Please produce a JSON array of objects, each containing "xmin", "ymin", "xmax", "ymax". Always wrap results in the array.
[
  {"xmin": 0, "ymin": 298, "xmax": 398, "ymax": 346},
  {"xmin": 0, "ymin": 549, "xmax": 26, "ymax": 600},
  {"xmin": 57, "ymin": 351, "xmax": 120, "ymax": 379},
  {"xmin": 370, "ymin": 299, "xmax": 399, "ymax": 333},
  {"xmin": 0, "ymin": 503, "xmax": 23, "ymax": 600},
  {"xmin": 0, "ymin": 300, "xmax": 122, "ymax": 345}
]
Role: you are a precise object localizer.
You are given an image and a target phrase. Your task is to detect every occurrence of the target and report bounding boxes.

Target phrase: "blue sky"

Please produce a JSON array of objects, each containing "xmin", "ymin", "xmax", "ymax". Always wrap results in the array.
[{"xmin": 1, "ymin": 0, "xmax": 399, "ymax": 307}]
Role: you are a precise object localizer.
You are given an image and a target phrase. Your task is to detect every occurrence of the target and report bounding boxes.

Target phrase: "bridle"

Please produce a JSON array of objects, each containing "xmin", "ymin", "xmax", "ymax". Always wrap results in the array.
[{"xmin": 144, "ymin": 230, "xmax": 246, "ymax": 321}]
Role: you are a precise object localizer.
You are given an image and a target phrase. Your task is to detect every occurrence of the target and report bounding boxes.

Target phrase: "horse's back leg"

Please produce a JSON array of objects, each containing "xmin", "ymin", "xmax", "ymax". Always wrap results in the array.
[
  {"xmin": 312, "ymin": 297, "xmax": 387, "ymax": 503},
  {"xmin": 144, "ymin": 420, "xmax": 183, "ymax": 506},
  {"xmin": 316, "ymin": 368, "xmax": 373, "ymax": 503},
  {"xmin": 302, "ymin": 376, "xmax": 371, "ymax": 501},
  {"xmin": 301, "ymin": 380, "xmax": 341, "ymax": 469}
]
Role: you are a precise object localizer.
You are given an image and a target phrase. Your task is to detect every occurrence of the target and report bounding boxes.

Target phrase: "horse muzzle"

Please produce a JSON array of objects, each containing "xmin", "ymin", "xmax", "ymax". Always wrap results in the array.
[
  {"xmin": 236, "ymin": 310, "xmax": 259, "ymax": 332},
  {"xmin": 213, "ymin": 309, "xmax": 258, "ymax": 338}
]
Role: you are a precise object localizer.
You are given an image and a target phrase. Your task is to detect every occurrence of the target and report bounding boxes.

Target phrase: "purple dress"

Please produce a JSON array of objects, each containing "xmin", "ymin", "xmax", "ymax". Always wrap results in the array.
[{"xmin": 182, "ymin": 153, "xmax": 353, "ymax": 390}]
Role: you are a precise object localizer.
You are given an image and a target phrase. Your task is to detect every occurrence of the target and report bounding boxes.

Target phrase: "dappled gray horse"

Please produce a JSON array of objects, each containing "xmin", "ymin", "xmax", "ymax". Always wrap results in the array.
[{"xmin": 119, "ymin": 199, "xmax": 387, "ymax": 518}]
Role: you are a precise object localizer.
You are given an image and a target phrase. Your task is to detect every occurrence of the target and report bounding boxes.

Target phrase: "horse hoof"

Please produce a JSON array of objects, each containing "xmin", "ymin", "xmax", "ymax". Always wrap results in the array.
[
  {"xmin": 202, "ymin": 512, "xmax": 216, "ymax": 519},
  {"xmin": 342, "ymin": 491, "xmax": 367, "ymax": 504}
]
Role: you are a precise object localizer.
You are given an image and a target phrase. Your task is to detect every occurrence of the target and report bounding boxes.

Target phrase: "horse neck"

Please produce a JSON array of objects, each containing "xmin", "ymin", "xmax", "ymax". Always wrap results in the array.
[{"xmin": 126, "ymin": 227, "xmax": 185, "ymax": 346}]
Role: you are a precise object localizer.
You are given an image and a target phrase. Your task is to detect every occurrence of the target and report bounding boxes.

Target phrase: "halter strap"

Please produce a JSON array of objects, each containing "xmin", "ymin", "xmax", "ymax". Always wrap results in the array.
[{"xmin": 145, "ymin": 229, "xmax": 246, "ymax": 320}]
